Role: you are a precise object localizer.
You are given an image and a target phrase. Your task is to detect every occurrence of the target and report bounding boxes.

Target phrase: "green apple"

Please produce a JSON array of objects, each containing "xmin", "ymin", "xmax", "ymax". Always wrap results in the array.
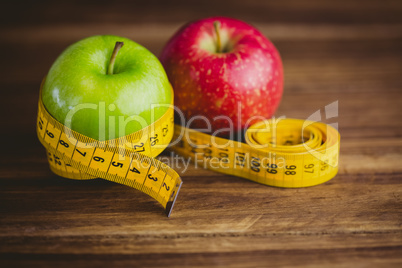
[{"xmin": 42, "ymin": 35, "xmax": 172, "ymax": 140}]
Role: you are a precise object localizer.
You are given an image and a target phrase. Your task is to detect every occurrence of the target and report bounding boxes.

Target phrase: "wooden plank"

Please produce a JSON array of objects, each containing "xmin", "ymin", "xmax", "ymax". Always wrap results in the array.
[
  {"xmin": 2, "ymin": 0, "xmax": 402, "ymax": 26},
  {"xmin": 0, "ymin": 172, "xmax": 401, "ymax": 234},
  {"xmin": 3, "ymin": 24, "xmax": 402, "ymax": 45},
  {"xmin": 0, "ymin": 171, "xmax": 401, "ymax": 266},
  {"xmin": 1, "ymin": 245, "xmax": 400, "ymax": 268}
]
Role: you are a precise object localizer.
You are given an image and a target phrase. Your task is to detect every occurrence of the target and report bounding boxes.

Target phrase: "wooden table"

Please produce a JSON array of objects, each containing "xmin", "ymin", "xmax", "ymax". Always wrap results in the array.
[{"xmin": 1, "ymin": 1, "xmax": 401, "ymax": 267}]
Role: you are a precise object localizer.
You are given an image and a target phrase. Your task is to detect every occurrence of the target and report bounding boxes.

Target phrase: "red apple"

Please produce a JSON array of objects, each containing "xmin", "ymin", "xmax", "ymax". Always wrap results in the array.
[{"xmin": 160, "ymin": 16, "xmax": 283, "ymax": 135}]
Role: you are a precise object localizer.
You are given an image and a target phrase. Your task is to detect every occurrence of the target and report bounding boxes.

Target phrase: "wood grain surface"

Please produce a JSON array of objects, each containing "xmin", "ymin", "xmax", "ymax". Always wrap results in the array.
[{"xmin": 1, "ymin": 0, "xmax": 401, "ymax": 267}]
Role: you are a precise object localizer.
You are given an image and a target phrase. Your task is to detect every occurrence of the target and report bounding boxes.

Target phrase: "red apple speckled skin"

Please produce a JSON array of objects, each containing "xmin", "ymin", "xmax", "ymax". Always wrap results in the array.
[{"xmin": 160, "ymin": 17, "xmax": 283, "ymax": 134}]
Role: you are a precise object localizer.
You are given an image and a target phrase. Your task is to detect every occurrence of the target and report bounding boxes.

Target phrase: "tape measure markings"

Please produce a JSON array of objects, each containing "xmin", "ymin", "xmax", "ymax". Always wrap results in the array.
[
  {"xmin": 37, "ymin": 87, "xmax": 182, "ymax": 216},
  {"xmin": 171, "ymin": 120, "xmax": 339, "ymax": 188}
]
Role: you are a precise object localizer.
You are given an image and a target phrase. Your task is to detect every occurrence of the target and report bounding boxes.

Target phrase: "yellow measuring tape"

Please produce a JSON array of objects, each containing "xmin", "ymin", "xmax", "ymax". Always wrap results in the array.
[
  {"xmin": 172, "ymin": 118, "xmax": 340, "ymax": 188},
  {"xmin": 37, "ymin": 83, "xmax": 340, "ymax": 216},
  {"xmin": 36, "ymin": 82, "xmax": 182, "ymax": 217}
]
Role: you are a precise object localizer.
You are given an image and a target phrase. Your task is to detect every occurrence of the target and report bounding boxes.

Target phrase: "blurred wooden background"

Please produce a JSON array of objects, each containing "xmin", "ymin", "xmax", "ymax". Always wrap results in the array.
[{"xmin": 1, "ymin": 0, "xmax": 401, "ymax": 267}]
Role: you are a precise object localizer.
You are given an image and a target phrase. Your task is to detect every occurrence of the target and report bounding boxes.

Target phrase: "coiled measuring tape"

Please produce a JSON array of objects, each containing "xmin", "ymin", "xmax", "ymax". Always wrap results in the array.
[
  {"xmin": 171, "ymin": 119, "xmax": 340, "ymax": 188},
  {"xmin": 37, "ymin": 84, "xmax": 340, "ymax": 216}
]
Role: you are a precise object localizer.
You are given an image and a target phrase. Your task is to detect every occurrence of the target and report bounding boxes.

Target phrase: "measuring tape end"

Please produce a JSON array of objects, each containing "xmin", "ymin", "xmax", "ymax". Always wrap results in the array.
[{"xmin": 165, "ymin": 180, "xmax": 183, "ymax": 217}]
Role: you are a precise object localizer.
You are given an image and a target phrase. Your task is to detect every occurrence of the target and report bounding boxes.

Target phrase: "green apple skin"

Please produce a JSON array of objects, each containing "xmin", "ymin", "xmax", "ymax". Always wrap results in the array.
[{"xmin": 42, "ymin": 35, "xmax": 172, "ymax": 141}]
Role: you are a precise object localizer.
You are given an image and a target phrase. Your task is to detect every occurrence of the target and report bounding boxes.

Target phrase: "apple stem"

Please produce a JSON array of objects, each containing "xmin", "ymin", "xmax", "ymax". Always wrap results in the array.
[
  {"xmin": 107, "ymin": 41, "xmax": 124, "ymax": 75},
  {"xmin": 214, "ymin": 21, "xmax": 222, "ymax": 53}
]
